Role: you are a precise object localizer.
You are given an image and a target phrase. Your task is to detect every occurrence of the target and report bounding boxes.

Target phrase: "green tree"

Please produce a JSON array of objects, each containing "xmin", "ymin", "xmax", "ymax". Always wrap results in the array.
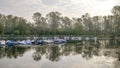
[
  {"xmin": 61, "ymin": 17, "xmax": 72, "ymax": 35},
  {"xmin": 46, "ymin": 11, "xmax": 61, "ymax": 35},
  {"xmin": 33, "ymin": 12, "xmax": 47, "ymax": 35},
  {"xmin": 72, "ymin": 18, "xmax": 83, "ymax": 35},
  {"xmin": 112, "ymin": 5, "xmax": 120, "ymax": 16},
  {"xmin": 112, "ymin": 5, "xmax": 120, "ymax": 36}
]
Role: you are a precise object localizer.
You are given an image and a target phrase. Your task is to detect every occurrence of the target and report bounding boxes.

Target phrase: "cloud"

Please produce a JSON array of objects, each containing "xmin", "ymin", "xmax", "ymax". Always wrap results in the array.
[
  {"xmin": 0, "ymin": 0, "xmax": 119, "ymax": 21},
  {"xmin": 96, "ymin": 0, "xmax": 109, "ymax": 1},
  {"xmin": 41, "ymin": 0, "xmax": 59, "ymax": 6},
  {"xmin": 57, "ymin": 0, "xmax": 119, "ymax": 17}
]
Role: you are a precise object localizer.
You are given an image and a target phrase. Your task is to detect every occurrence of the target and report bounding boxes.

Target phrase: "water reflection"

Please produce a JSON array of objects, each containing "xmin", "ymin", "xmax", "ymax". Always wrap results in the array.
[
  {"xmin": 0, "ymin": 40, "xmax": 120, "ymax": 68},
  {"xmin": 32, "ymin": 45, "xmax": 100, "ymax": 61},
  {"xmin": 0, "ymin": 46, "xmax": 29, "ymax": 59},
  {"xmin": 32, "ymin": 46, "xmax": 46, "ymax": 61}
]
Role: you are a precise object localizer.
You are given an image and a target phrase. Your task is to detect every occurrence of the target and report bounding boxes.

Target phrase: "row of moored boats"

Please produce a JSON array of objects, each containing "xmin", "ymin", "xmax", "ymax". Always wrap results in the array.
[{"xmin": 0, "ymin": 39, "xmax": 67, "ymax": 46}]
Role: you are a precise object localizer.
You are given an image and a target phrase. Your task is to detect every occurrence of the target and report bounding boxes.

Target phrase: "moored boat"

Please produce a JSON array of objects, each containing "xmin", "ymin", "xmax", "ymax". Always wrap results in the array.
[
  {"xmin": 54, "ymin": 39, "xmax": 67, "ymax": 44},
  {"xmin": 43, "ymin": 39, "xmax": 54, "ymax": 44},
  {"xmin": 6, "ymin": 40, "xmax": 16, "ymax": 46},
  {"xmin": 34, "ymin": 39, "xmax": 43, "ymax": 45}
]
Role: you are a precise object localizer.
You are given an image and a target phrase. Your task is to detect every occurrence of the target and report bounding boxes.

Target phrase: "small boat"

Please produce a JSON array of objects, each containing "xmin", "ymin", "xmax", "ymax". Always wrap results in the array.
[
  {"xmin": 43, "ymin": 39, "xmax": 54, "ymax": 44},
  {"xmin": 54, "ymin": 39, "xmax": 67, "ymax": 44},
  {"xmin": 18, "ymin": 40, "xmax": 26, "ymax": 45},
  {"xmin": 85, "ymin": 37, "xmax": 90, "ymax": 40},
  {"xmin": 6, "ymin": 40, "xmax": 16, "ymax": 46},
  {"xmin": 0, "ymin": 40, "xmax": 6, "ymax": 45},
  {"xmin": 94, "ymin": 37, "xmax": 97, "ymax": 40},
  {"xmin": 71, "ymin": 37, "xmax": 82, "ymax": 41},
  {"xmin": 34, "ymin": 39, "xmax": 43, "ymax": 45},
  {"xmin": 25, "ymin": 39, "xmax": 32, "ymax": 45}
]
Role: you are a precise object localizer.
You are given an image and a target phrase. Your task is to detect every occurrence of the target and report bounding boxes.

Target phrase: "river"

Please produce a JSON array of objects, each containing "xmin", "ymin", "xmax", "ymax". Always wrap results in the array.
[{"xmin": 0, "ymin": 40, "xmax": 120, "ymax": 68}]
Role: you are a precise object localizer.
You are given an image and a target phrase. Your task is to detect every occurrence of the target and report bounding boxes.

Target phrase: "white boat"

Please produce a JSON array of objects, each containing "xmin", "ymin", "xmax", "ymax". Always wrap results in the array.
[
  {"xmin": 85, "ymin": 37, "xmax": 90, "ymax": 40},
  {"xmin": 0, "ymin": 40, "xmax": 6, "ymax": 45},
  {"xmin": 18, "ymin": 40, "xmax": 26, "ymax": 45},
  {"xmin": 43, "ymin": 39, "xmax": 54, "ymax": 44},
  {"xmin": 94, "ymin": 37, "xmax": 97, "ymax": 40},
  {"xmin": 71, "ymin": 37, "xmax": 81, "ymax": 41},
  {"xmin": 25, "ymin": 39, "xmax": 32, "ymax": 45}
]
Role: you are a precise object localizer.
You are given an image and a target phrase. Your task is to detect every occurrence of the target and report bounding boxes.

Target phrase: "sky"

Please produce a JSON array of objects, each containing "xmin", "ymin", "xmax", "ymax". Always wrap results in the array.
[{"xmin": 0, "ymin": 0, "xmax": 119, "ymax": 22}]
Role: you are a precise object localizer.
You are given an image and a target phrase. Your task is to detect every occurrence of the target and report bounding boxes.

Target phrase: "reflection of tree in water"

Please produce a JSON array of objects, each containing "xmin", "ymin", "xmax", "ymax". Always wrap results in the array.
[
  {"xmin": 32, "ymin": 46, "xmax": 47, "ymax": 61},
  {"xmin": 61, "ymin": 45, "xmax": 75, "ymax": 56},
  {"xmin": 100, "ymin": 39, "xmax": 120, "ymax": 47},
  {"xmin": 33, "ymin": 44, "xmax": 100, "ymax": 62},
  {"xmin": 46, "ymin": 46, "xmax": 61, "ymax": 62},
  {"xmin": 0, "ymin": 46, "xmax": 28, "ymax": 59},
  {"xmin": 75, "ymin": 46, "xmax": 82, "ymax": 54},
  {"xmin": 82, "ymin": 46, "xmax": 99, "ymax": 60},
  {"xmin": 113, "ymin": 60, "xmax": 120, "ymax": 68},
  {"xmin": 33, "ymin": 46, "xmax": 62, "ymax": 62},
  {"xmin": 79, "ymin": 41, "xmax": 100, "ymax": 60},
  {"xmin": 106, "ymin": 47, "xmax": 120, "ymax": 68},
  {"xmin": 98, "ymin": 40, "xmax": 120, "ymax": 60}
]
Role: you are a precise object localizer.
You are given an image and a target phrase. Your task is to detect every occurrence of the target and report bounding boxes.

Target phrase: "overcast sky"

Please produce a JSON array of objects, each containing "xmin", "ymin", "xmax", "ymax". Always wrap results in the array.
[{"xmin": 0, "ymin": 0, "xmax": 119, "ymax": 21}]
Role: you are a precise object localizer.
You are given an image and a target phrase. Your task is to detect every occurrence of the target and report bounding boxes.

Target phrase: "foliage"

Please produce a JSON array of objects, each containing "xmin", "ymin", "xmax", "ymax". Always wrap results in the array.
[{"xmin": 0, "ymin": 5, "xmax": 120, "ymax": 37}]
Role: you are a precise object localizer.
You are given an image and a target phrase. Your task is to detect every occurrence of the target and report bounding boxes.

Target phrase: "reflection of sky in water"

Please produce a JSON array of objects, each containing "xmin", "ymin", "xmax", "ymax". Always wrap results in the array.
[
  {"xmin": 41, "ymin": 55, "xmax": 115, "ymax": 68},
  {"xmin": 0, "ymin": 49, "xmax": 117, "ymax": 68}
]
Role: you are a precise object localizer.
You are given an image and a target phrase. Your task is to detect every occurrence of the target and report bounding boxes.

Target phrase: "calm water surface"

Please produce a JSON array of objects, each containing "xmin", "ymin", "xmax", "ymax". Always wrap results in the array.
[{"xmin": 0, "ymin": 40, "xmax": 120, "ymax": 68}]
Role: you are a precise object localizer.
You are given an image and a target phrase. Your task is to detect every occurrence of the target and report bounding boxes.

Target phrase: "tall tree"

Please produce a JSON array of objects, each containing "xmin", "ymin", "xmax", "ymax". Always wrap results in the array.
[
  {"xmin": 82, "ymin": 13, "xmax": 94, "ymax": 35},
  {"xmin": 46, "ymin": 12, "xmax": 61, "ymax": 35},
  {"xmin": 72, "ymin": 18, "xmax": 83, "ymax": 35},
  {"xmin": 61, "ymin": 17, "xmax": 72, "ymax": 35},
  {"xmin": 112, "ymin": 5, "xmax": 120, "ymax": 16},
  {"xmin": 112, "ymin": 5, "xmax": 120, "ymax": 36},
  {"xmin": 33, "ymin": 12, "xmax": 47, "ymax": 35}
]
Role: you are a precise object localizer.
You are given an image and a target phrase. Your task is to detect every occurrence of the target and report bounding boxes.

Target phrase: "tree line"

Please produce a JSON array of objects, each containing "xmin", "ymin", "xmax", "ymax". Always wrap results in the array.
[{"xmin": 0, "ymin": 5, "xmax": 120, "ymax": 37}]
